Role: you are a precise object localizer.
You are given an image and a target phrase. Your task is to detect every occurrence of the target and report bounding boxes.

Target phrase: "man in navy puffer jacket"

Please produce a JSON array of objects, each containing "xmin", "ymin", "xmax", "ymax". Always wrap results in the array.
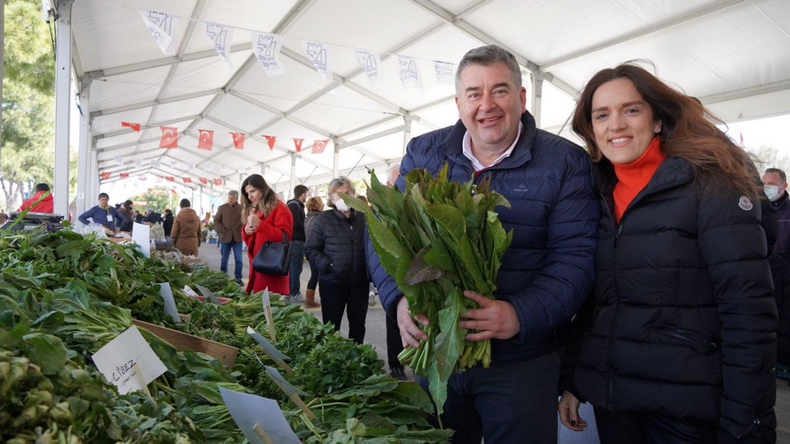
[{"xmin": 367, "ymin": 45, "xmax": 599, "ymax": 443}]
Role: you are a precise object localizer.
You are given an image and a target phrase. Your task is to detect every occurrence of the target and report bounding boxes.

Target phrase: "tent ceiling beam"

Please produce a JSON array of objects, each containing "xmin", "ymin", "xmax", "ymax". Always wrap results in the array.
[
  {"xmin": 90, "ymin": 89, "xmax": 221, "ymax": 119},
  {"xmin": 94, "ymin": 115, "xmax": 201, "ymax": 140},
  {"xmin": 96, "ymin": 136, "xmax": 160, "ymax": 153},
  {"xmin": 228, "ymin": 91, "xmax": 337, "ymax": 138},
  {"xmin": 699, "ymin": 79, "xmax": 790, "ymax": 105},
  {"xmin": 539, "ymin": 0, "xmax": 749, "ymax": 71},
  {"xmin": 408, "ymin": 0, "xmax": 579, "ymax": 98},
  {"xmin": 338, "ymin": 125, "xmax": 406, "ymax": 149}
]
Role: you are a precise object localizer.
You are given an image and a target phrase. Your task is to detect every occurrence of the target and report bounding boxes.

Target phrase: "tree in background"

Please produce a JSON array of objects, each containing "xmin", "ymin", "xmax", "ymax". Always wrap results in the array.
[
  {"xmin": 748, "ymin": 144, "xmax": 790, "ymax": 176},
  {"xmin": 1, "ymin": 0, "xmax": 60, "ymax": 211},
  {"xmin": 129, "ymin": 187, "xmax": 179, "ymax": 213}
]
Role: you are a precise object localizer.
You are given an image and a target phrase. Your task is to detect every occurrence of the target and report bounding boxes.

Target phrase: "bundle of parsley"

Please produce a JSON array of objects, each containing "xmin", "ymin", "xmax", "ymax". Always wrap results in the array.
[{"xmin": 342, "ymin": 165, "xmax": 512, "ymax": 420}]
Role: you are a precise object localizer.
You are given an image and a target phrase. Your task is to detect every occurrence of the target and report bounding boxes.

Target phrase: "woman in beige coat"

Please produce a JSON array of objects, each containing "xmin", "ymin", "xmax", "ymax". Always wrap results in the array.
[{"xmin": 171, "ymin": 199, "xmax": 202, "ymax": 256}]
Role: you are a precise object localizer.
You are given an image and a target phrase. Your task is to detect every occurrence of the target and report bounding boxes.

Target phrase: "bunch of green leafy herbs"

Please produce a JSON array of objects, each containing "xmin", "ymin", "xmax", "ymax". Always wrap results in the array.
[{"xmin": 341, "ymin": 166, "xmax": 512, "ymax": 420}]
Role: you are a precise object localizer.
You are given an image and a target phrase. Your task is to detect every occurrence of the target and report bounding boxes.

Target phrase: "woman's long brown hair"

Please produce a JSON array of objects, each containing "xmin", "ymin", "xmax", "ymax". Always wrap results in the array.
[
  {"xmin": 572, "ymin": 62, "xmax": 760, "ymax": 200},
  {"xmin": 240, "ymin": 174, "xmax": 279, "ymax": 220}
]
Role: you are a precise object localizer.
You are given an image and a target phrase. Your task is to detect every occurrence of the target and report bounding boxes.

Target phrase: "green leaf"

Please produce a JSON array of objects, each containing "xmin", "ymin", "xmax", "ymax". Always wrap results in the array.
[
  {"xmin": 434, "ymin": 289, "xmax": 466, "ymax": 381},
  {"xmin": 424, "ymin": 204, "xmax": 466, "ymax": 245},
  {"xmin": 22, "ymin": 332, "xmax": 68, "ymax": 375},
  {"xmin": 404, "ymin": 246, "xmax": 443, "ymax": 286},
  {"xmin": 423, "ymin": 238, "xmax": 456, "ymax": 274},
  {"xmin": 31, "ymin": 311, "xmax": 64, "ymax": 333},
  {"xmin": 390, "ymin": 382, "xmax": 435, "ymax": 415},
  {"xmin": 425, "ymin": 358, "xmax": 447, "ymax": 419}
]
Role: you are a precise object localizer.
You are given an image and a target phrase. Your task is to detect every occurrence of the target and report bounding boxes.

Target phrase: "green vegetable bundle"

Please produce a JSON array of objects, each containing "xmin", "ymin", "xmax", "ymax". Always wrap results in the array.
[{"xmin": 342, "ymin": 166, "xmax": 512, "ymax": 420}]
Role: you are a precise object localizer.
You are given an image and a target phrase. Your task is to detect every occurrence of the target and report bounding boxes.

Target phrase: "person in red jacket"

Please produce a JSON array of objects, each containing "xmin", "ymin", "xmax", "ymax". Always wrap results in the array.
[
  {"xmin": 18, "ymin": 183, "xmax": 54, "ymax": 213},
  {"xmin": 240, "ymin": 174, "xmax": 293, "ymax": 296}
]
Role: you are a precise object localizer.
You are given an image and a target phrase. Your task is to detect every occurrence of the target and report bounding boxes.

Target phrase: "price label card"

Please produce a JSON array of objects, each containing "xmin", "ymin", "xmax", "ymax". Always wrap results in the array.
[
  {"xmin": 196, "ymin": 284, "xmax": 222, "ymax": 305},
  {"xmin": 262, "ymin": 288, "xmax": 276, "ymax": 342},
  {"xmin": 247, "ymin": 327, "xmax": 290, "ymax": 362},
  {"xmin": 219, "ymin": 387, "xmax": 302, "ymax": 444},
  {"xmin": 131, "ymin": 222, "xmax": 151, "ymax": 258},
  {"xmin": 263, "ymin": 364, "xmax": 306, "ymax": 397},
  {"xmin": 91, "ymin": 326, "xmax": 167, "ymax": 395},
  {"xmin": 157, "ymin": 282, "xmax": 181, "ymax": 324}
]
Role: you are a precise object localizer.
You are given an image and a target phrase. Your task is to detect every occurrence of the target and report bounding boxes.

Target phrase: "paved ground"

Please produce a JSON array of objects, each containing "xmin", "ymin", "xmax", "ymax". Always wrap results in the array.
[{"xmin": 197, "ymin": 243, "xmax": 790, "ymax": 443}]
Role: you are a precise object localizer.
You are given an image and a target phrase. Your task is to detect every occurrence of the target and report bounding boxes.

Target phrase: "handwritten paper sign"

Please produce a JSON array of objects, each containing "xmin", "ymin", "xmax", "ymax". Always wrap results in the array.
[
  {"xmin": 91, "ymin": 326, "xmax": 167, "ymax": 395},
  {"xmin": 219, "ymin": 387, "xmax": 303, "ymax": 444},
  {"xmin": 157, "ymin": 282, "xmax": 180, "ymax": 324},
  {"xmin": 131, "ymin": 222, "xmax": 150, "ymax": 258}
]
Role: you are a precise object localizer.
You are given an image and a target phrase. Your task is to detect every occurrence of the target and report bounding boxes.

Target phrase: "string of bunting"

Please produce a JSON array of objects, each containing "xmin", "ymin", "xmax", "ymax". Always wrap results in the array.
[
  {"xmin": 118, "ymin": 123, "xmax": 331, "ymax": 155},
  {"xmin": 137, "ymin": 9, "xmax": 457, "ymax": 88}
]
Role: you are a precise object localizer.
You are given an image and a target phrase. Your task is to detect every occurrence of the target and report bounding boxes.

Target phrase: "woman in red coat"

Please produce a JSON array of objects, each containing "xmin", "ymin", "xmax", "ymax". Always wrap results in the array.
[{"xmin": 240, "ymin": 174, "xmax": 293, "ymax": 296}]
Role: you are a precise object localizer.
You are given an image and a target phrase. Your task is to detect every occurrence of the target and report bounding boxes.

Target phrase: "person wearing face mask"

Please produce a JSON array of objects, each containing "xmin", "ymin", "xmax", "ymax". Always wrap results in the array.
[
  {"xmin": 763, "ymin": 168, "xmax": 790, "ymax": 382},
  {"xmin": 240, "ymin": 174, "xmax": 293, "ymax": 296},
  {"xmin": 305, "ymin": 177, "xmax": 369, "ymax": 345}
]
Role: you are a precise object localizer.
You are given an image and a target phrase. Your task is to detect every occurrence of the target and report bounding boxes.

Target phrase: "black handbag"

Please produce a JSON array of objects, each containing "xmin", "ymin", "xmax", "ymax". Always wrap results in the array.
[{"xmin": 252, "ymin": 230, "xmax": 292, "ymax": 276}]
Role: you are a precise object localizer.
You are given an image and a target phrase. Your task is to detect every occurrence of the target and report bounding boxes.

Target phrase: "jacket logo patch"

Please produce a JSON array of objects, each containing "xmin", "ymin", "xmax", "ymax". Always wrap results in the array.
[{"xmin": 738, "ymin": 196, "xmax": 753, "ymax": 211}]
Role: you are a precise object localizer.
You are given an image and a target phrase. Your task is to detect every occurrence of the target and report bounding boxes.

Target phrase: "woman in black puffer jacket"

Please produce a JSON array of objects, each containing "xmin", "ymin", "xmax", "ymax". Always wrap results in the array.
[
  {"xmin": 558, "ymin": 63, "xmax": 777, "ymax": 444},
  {"xmin": 305, "ymin": 176, "xmax": 369, "ymax": 344}
]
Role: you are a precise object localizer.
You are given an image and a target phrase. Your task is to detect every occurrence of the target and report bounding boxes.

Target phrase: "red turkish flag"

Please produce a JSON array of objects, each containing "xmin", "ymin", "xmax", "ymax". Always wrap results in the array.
[
  {"xmin": 263, "ymin": 135, "xmax": 276, "ymax": 151},
  {"xmin": 312, "ymin": 139, "xmax": 329, "ymax": 154},
  {"xmin": 160, "ymin": 126, "xmax": 178, "ymax": 148},
  {"xmin": 121, "ymin": 121, "xmax": 141, "ymax": 132},
  {"xmin": 230, "ymin": 132, "xmax": 245, "ymax": 149},
  {"xmin": 293, "ymin": 138, "xmax": 304, "ymax": 152},
  {"xmin": 183, "ymin": 177, "xmax": 192, "ymax": 183},
  {"xmin": 120, "ymin": 173, "xmax": 129, "ymax": 179},
  {"xmin": 100, "ymin": 172, "xmax": 111, "ymax": 180},
  {"xmin": 197, "ymin": 129, "xmax": 214, "ymax": 150},
  {"xmin": 214, "ymin": 178, "xmax": 223, "ymax": 186},
  {"xmin": 165, "ymin": 176, "xmax": 175, "ymax": 182},
  {"xmin": 199, "ymin": 178, "xmax": 208, "ymax": 185}
]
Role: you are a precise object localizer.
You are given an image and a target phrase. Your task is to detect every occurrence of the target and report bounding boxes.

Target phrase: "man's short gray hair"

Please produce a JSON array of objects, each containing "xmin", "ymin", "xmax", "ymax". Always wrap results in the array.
[
  {"xmin": 228, "ymin": 190, "xmax": 239, "ymax": 197},
  {"xmin": 455, "ymin": 45, "xmax": 523, "ymax": 94},
  {"xmin": 386, "ymin": 163, "xmax": 401, "ymax": 187},
  {"xmin": 328, "ymin": 176, "xmax": 355, "ymax": 197}
]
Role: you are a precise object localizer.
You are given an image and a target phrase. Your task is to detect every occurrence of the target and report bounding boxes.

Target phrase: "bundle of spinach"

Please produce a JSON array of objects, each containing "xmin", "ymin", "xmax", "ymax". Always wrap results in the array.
[
  {"xmin": 341, "ymin": 166, "xmax": 512, "ymax": 419},
  {"xmin": 188, "ymin": 265, "xmax": 238, "ymax": 294}
]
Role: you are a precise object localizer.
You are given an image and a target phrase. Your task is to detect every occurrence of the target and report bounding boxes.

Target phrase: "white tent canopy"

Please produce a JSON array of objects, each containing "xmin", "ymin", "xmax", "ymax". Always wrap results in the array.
[{"xmin": 55, "ymin": 0, "xmax": 790, "ymax": 216}]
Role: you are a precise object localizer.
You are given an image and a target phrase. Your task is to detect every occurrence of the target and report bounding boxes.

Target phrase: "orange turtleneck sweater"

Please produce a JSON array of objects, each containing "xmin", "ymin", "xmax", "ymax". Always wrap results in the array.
[{"xmin": 612, "ymin": 137, "xmax": 666, "ymax": 222}]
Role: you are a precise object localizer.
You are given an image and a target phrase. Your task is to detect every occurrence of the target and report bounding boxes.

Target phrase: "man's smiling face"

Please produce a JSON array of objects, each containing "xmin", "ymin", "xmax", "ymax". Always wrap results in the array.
[{"xmin": 456, "ymin": 62, "xmax": 526, "ymax": 154}]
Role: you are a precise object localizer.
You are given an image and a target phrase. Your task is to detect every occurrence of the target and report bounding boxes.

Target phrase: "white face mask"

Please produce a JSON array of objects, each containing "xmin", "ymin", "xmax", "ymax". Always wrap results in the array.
[
  {"xmin": 334, "ymin": 198, "xmax": 350, "ymax": 212},
  {"xmin": 764, "ymin": 185, "xmax": 783, "ymax": 202}
]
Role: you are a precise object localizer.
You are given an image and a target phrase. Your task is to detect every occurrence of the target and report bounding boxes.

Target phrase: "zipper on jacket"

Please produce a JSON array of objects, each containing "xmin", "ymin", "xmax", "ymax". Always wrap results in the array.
[{"xmin": 601, "ymin": 194, "xmax": 621, "ymax": 412}]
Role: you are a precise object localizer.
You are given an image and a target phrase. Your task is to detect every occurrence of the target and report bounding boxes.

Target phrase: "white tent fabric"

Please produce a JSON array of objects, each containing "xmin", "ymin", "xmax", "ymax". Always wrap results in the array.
[{"xmin": 66, "ymin": 0, "xmax": 790, "ymax": 201}]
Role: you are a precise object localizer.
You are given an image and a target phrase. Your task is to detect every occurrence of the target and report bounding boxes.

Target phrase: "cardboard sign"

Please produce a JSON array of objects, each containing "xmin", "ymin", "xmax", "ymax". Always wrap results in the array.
[
  {"xmin": 91, "ymin": 326, "xmax": 167, "ymax": 395},
  {"xmin": 262, "ymin": 288, "xmax": 276, "ymax": 342},
  {"xmin": 247, "ymin": 327, "xmax": 293, "ymax": 375},
  {"xmin": 261, "ymin": 364, "xmax": 315, "ymax": 419},
  {"xmin": 157, "ymin": 282, "xmax": 181, "ymax": 324},
  {"xmin": 131, "ymin": 222, "xmax": 150, "ymax": 258},
  {"xmin": 219, "ymin": 387, "xmax": 302, "ymax": 444},
  {"xmin": 196, "ymin": 284, "xmax": 222, "ymax": 305}
]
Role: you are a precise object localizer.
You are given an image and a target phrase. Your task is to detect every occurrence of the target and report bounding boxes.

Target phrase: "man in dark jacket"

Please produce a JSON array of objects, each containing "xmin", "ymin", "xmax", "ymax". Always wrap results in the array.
[
  {"xmin": 286, "ymin": 185, "xmax": 309, "ymax": 303},
  {"xmin": 78, "ymin": 193, "xmax": 126, "ymax": 233},
  {"xmin": 143, "ymin": 209, "xmax": 163, "ymax": 224},
  {"xmin": 367, "ymin": 45, "xmax": 598, "ymax": 443},
  {"xmin": 764, "ymin": 168, "xmax": 790, "ymax": 374},
  {"xmin": 162, "ymin": 209, "xmax": 174, "ymax": 238},
  {"xmin": 214, "ymin": 191, "xmax": 243, "ymax": 285}
]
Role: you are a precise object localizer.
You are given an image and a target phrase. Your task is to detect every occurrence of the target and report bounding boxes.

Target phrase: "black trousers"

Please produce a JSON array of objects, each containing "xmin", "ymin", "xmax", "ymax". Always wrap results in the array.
[
  {"xmin": 307, "ymin": 260, "xmax": 319, "ymax": 291},
  {"xmin": 386, "ymin": 312, "xmax": 404, "ymax": 370},
  {"xmin": 319, "ymin": 282, "xmax": 368, "ymax": 344},
  {"xmin": 594, "ymin": 407, "xmax": 718, "ymax": 444},
  {"xmin": 419, "ymin": 349, "xmax": 561, "ymax": 444}
]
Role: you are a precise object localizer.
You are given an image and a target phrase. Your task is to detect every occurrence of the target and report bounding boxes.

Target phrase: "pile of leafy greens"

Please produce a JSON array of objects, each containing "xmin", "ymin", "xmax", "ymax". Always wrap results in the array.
[
  {"xmin": 0, "ymin": 225, "xmax": 452, "ymax": 443},
  {"xmin": 342, "ymin": 166, "xmax": 512, "ymax": 420}
]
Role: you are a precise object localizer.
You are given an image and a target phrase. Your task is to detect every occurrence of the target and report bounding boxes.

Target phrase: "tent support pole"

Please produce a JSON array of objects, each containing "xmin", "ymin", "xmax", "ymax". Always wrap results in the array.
[
  {"xmin": 402, "ymin": 116, "xmax": 412, "ymax": 156},
  {"xmin": 531, "ymin": 73, "xmax": 544, "ymax": 129},
  {"xmin": 289, "ymin": 153, "xmax": 297, "ymax": 200},
  {"xmin": 332, "ymin": 146, "xmax": 339, "ymax": 179},
  {"xmin": 76, "ymin": 79, "xmax": 92, "ymax": 225},
  {"xmin": 53, "ymin": 0, "xmax": 74, "ymax": 215}
]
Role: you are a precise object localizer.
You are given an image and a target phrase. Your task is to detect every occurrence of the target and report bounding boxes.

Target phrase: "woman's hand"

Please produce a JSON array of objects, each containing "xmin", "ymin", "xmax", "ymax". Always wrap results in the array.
[
  {"xmin": 247, "ymin": 214, "xmax": 260, "ymax": 229},
  {"xmin": 244, "ymin": 224, "xmax": 256, "ymax": 235},
  {"xmin": 558, "ymin": 390, "xmax": 587, "ymax": 432}
]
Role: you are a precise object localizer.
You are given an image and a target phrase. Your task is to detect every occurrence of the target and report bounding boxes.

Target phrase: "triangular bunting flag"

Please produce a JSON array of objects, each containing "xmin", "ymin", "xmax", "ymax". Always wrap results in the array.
[
  {"xmin": 139, "ymin": 10, "xmax": 179, "ymax": 55},
  {"xmin": 231, "ymin": 132, "xmax": 245, "ymax": 149},
  {"xmin": 214, "ymin": 178, "xmax": 223, "ymax": 186},
  {"xmin": 312, "ymin": 139, "xmax": 329, "ymax": 154},
  {"xmin": 199, "ymin": 178, "xmax": 208, "ymax": 185},
  {"xmin": 120, "ymin": 173, "xmax": 129, "ymax": 179},
  {"xmin": 250, "ymin": 32, "xmax": 287, "ymax": 77},
  {"xmin": 160, "ymin": 126, "xmax": 178, "ymax": 149},
  {"xmin": 121, "ymin": 121, "xmax": 141, "ymax": 132},
  {"xmin": 293, "ymin": 138, "xmax": 304, "ymax": 152},
  {"xmin": 183, "ymin": 177, "xmax": 192, "ymax": 183},
  {"xmin": 100, "ymin": 172, "xmax": 111, "ymax": 180},
  {"xmin": 301, "ymin": 40, "xmax": 332, "ymax": 80},
  {"xmin": 263, "ymin": 135, "xmax": 276, "ymax": 150},
  {"xmin": 202, "ymin": 22, "xmax": 234, "ymax": 68},
  {"xmin": 352, "ymin": 48, "xmax": 382, "ymax": 84},
  {"xmin": 165, "ymin": 176, "xmax": 175, "ymax": 182}
]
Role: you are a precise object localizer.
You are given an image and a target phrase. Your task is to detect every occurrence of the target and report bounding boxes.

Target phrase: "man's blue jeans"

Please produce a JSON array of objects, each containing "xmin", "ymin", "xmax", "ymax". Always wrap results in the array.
[
  {"xmin": 289, "ymin": 240, "xmax": 305, "ymax": 296},
  {"xmin": 220, "ymin": 240, "xmax": 243, "ymax": 280}
]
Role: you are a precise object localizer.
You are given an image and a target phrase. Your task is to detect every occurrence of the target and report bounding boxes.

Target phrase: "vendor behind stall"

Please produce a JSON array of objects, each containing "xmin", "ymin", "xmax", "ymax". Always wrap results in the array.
[{"xmin": 78, "ymin": 193, "xmax": 126, "ymax": 233}]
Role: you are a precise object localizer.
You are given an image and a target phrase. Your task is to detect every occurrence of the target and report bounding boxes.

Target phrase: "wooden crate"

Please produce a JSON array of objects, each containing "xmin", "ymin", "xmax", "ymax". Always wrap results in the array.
[{"xmin": 132, "ymin": 319, "xmax": 239, "ymax": 367}]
